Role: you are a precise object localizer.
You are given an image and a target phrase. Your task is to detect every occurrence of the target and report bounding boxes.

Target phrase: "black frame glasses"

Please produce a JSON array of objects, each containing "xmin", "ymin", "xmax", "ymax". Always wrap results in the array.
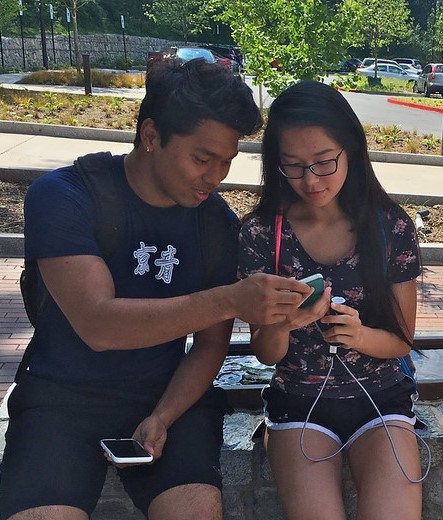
[{"xmin": 278, "ymin": 148, "xmax": 345, "ymax": 179}]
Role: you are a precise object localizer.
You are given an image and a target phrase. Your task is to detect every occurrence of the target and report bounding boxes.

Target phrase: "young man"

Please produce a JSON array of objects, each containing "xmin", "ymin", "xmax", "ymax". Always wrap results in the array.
[{"xmin": 0, "ymin": 59, "xmax": 312, "ymax": 520}]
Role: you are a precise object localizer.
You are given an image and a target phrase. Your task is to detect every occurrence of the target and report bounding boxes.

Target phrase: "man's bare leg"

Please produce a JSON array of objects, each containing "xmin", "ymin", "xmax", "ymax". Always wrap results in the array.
[
  {"xmin": 8, "ymin": 505, "xmax": 88, "ymax": 520},
  {"xmin": 148, "ymin": 483, "xmax": 222, "ymax": 520}
]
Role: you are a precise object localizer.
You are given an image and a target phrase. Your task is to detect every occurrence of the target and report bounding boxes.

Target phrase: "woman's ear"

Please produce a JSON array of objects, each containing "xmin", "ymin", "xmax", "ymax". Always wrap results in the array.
[{"xmin": 140, "ymin": 118, "xmax": 159, "ymax": 151}]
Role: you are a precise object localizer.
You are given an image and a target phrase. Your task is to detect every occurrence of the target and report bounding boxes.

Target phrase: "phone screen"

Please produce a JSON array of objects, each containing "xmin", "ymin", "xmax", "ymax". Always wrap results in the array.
[{"xmin": 100, "ymin": 439, "xmax": 153, "ymax": 463}]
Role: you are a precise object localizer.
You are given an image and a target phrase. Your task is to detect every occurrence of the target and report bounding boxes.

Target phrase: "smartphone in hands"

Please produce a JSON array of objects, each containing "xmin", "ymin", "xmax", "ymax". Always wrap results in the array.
[
  {"xmin": 298, "ymin": 273, "xmax": 324, "ymax": 308},
  {"xmin": 100, "ymin": 438, "xmax": 154, "ymax": 464}
]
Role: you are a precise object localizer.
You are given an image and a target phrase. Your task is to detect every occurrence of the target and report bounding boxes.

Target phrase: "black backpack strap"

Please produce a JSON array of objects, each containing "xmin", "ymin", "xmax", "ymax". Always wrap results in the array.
[
  {"xmin": 16, "ymin": 153, "xmax": 126, "ymax": 382},
  {"xmin": 198, "ymin": 193, "xmax": 240, "ymax": 289},
  {"xmin": 74, "ymin": 152, "xmax": 126, "ymax": 258}
]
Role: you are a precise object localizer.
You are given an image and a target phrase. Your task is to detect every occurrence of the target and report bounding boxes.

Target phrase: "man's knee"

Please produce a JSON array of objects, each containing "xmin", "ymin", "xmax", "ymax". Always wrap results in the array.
[
  {"xmin": 148, "ymin": 483, "xmax": 222, "ymax": 520},
  {"xmin": 7, "ymin": 505, "xmax": 88, "ymax": 520}
]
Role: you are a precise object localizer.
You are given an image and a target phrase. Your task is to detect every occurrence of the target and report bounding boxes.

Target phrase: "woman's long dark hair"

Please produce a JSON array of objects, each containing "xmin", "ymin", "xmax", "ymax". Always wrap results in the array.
[{"xmin": 254, "ymin": 80, "xmax": 418, "ymax": 348}]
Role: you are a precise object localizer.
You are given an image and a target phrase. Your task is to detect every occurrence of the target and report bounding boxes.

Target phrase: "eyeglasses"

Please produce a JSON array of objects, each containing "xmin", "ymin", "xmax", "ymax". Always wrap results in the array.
[{"xmin": 278, "ymin": 149, "xmax": 345, "ymax": 179}]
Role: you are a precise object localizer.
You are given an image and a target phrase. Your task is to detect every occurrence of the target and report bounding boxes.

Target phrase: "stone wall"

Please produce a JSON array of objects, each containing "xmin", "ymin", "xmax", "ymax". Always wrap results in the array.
[{"xmin": 0, "ymin": 33, "xmax": 183, "ymax": 70}]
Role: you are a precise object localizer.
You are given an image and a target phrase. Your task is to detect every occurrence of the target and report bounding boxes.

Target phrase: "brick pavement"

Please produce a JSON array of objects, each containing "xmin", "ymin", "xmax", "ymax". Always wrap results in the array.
[{"xmin": 1, "ymin": 257, "xmax": 442, "ymax": 403}]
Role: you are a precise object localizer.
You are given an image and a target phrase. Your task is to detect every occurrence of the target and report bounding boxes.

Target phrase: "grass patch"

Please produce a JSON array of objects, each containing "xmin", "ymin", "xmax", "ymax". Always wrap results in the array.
[
  {"xmin": 0, "ymin": 87, "xmax": 141, "ymax": 130},
  {"xmin": 18, "ymin": 69, "xmax": 145, "ymax": 89},
  {"xmin": 331, "ymin": 73, "xmax": 416, "ymax": 94},
  {"xmin": 360, "ymin": 77, "xmax": 416, "ymax": 93}
]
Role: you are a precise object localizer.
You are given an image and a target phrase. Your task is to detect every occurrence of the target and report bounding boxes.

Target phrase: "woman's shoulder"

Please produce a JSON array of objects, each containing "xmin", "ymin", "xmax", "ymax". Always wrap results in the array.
[{"xmin": 380, "ymin": 204, "xmax": 415, "ymax": 237}]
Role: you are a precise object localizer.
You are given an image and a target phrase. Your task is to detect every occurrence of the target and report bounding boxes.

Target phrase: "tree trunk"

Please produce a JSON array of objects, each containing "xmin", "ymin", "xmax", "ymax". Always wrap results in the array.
[{"xmin": 71, "ymin": 9, "xmax": 81, "ymax": 72}]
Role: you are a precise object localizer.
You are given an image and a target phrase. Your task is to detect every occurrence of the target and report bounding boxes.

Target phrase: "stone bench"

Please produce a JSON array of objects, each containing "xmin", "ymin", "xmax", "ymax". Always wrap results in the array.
[
  {"xmin": 2, "ymin": 389, "xmax": 441, "ymax": 520},
  {"xmin": 93, "ymin": 402, "xmax": 443, "ymax": 520}
]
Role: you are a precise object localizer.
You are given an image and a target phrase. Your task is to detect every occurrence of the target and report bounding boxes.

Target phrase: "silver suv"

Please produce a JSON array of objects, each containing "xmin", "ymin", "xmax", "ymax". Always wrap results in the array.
[
  {"xmin": 359, "ymin": 58, "xmax": 399, "ymax": 68},
  {"xmin": 413, "ymin": 63, "xmax": 443, "ymax": 97},
  {"xmin": 392, "ymin": 57, "xmax": 422, "ymax": 73}
]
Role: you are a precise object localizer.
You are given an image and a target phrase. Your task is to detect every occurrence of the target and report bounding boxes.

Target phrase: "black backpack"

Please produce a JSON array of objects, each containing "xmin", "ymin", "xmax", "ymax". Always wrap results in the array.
[{"xmin": 17, "ymin": 151, "xmax": 239, "ymax": 380}]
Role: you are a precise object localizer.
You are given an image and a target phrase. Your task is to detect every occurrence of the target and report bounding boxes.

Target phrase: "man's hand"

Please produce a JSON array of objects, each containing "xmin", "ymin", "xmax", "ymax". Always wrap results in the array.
[
  {"xmin": 231, "ymin": 273, "xmax": 315, "ymax": 325},
  {"xmin": 132, "ymin": 415, "xmax": 168, "ymax": 461}
]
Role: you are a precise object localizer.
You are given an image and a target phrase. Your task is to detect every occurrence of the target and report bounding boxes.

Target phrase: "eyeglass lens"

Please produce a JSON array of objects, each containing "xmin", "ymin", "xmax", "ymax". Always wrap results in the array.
[{"xmin": 279, "ymin": 149, "xmax": 343, "ymax": 179}]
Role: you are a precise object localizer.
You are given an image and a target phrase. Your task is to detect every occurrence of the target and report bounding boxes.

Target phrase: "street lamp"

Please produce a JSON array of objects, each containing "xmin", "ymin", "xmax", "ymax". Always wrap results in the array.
[
  {"xmin": 19, "ymin": 0, "xmax": 26, "ymax": 69},
  {"xmin": 49, "ymin": 3, "xmax": 56, "ymax": 64},
  {"xmin": 120, "ymin": 15, "xmax": 128, "ymax": 71},
  {"xmin": 66, "ymin": 8, "xmax": 72, "ymax": 66}
]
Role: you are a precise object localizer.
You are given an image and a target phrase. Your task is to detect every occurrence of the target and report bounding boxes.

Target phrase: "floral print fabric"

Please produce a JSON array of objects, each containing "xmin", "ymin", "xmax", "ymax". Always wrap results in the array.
[{"xmin": 238, "ymin": 207, "xmax": 420, "ymax": 398}]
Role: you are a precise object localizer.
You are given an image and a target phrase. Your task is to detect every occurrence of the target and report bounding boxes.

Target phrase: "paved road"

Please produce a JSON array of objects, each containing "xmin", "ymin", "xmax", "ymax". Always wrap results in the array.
[
  {"xmin": 341, "ymin": 91, "xmax": 443, "ymax": 137},
  {"xmin": 244, "ymin": 76, "xmax": 443, "ymax": 137}
]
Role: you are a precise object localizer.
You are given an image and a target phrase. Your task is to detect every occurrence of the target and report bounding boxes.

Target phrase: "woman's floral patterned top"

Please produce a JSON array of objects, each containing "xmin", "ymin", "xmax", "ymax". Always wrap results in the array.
[{"xmin": 238, "ymin": 207, "xmax": 420, "ymax": 398}]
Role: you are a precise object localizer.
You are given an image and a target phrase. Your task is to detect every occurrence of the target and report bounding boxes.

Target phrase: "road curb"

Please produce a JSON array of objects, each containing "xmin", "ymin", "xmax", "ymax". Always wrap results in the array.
[
  {"xmin": 387, "ymin": 97, "xmax": 443, "ymax": 114},
  {"xmin": 0, "ymin": 120, "xmax": 135, "ymax": 144}
]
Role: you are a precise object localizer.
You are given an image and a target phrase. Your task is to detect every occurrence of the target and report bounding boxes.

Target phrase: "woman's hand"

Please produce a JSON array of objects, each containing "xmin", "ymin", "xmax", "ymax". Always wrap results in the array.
[{"xmin": 320, "ymin": 299, "xmax": 362, "ymax": 350}]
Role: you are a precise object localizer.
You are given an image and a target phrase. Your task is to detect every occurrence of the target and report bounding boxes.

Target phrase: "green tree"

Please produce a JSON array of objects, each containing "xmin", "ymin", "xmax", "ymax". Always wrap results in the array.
[
  {"xmin": 0, "ymin": 0, "xmax": 19, "ymax": 33},
  {"xmin": 212, "ymin": 0, "xmax": 355, "ymax": 96},
  {"xmin": 344, "ymin": 0, "xmax": 412, "ymax": 77},
  {"xmin": 431, "ymin": 0, "xmax": 443, "ymax": 58},
  {"xmin": 143, "ymin": 0, "xmax": 212, "ymax": 43}
]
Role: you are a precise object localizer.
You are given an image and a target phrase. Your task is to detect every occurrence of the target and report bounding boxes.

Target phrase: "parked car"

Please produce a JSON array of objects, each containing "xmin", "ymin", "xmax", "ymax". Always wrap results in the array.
[
  {"xmin": 147, "ymin": 47, "xmax": 215, "ymax": 71},
  {"xmin": 211, "ymin": 51, "xmax": 240, "ymax": 75},
  {"xmin": 392, "ymin": 57, "xmax": 422, "ymax": 73},
  {"xmin": 413, "ymin": 63, "xmax": 443, "ymax": 97},
  {"xmin": 357, "ymin": 63, "xmax": 417, "ymax": 82},
  {"xmin": 398, "ymin": 63, "xmax": 420, "ymax": 75},
  {"xmin": 328, "ymin": 59, "xmax": 360, "ymax": 73},
  {"xmin": 199, "ymin": 44, "xmax": 243, "ymax": 67},
  {"xmin": 348, "ymin": 58, "xmax": 362, "ymax": 68},
  {"xmin": 358, "ymin": 57, "xmax": 399, "ymax": 68}
]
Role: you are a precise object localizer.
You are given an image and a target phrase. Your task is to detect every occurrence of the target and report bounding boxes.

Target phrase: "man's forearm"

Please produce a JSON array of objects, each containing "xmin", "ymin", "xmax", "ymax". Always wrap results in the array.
[
  {"xmin": 76, "ymin": 284, "xmax": 237, "ymax": 351},
  {"xmin": 148, "ymin": 331, "xmax": 230, "ymax": 429}
]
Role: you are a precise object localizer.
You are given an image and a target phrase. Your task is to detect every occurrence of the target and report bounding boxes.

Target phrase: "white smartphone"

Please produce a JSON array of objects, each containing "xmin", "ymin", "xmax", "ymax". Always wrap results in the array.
[
  {"xmin": 298, "ymin": 273, "xmax": 324, "ymax": 308},
  {"xmin": 100, "ymin": 438, "xmax": 154, "ymax": 464}
]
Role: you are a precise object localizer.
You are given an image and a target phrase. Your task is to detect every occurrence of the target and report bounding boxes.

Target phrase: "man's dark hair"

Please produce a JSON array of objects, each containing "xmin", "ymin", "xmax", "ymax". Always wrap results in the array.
[{"xmin": 134, "ymin": 58, "xmax": 262, "ymax": 147}]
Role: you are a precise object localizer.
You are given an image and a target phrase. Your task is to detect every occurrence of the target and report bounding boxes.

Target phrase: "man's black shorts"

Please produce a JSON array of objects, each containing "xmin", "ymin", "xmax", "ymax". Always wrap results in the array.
[{"xmin": 0, "ymin": 373, "xmax": 229, "ymax": 519}]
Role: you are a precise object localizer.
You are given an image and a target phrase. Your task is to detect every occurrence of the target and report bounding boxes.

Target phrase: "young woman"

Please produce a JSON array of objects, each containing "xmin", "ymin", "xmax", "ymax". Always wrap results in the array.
[{"xmin": 238, "ymin": 80, "xmax": 423, "ymax": 519}]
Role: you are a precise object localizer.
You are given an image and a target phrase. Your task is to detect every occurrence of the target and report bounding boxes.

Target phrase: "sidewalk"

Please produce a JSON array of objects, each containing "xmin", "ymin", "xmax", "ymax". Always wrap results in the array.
[{"xmin": 0, "ymin": 131, "xmax": 443, "ymax": 200}]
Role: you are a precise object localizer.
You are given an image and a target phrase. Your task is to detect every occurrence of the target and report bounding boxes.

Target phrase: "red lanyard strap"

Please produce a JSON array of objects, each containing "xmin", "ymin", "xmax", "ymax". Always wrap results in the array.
[{"xmin": 274, "ymin": 212, "xmax": 283, "ymax": 275}]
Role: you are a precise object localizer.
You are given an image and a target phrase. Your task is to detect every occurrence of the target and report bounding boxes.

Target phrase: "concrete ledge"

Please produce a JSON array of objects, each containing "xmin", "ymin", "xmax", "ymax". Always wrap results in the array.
[
  {"xmin": 0, "ymin": 233, "xmax": 24, "ymax": 258},
  {"xmin": 0, "ymin": 120, "xmax": 135, "ymax": 144},
  {"xmin": 368, "ymin": 150, "xmax": 443, "ymax": 167},
  {"xmin": 0, "ymin": 233, "xmax": 441, "ymax": 265}
]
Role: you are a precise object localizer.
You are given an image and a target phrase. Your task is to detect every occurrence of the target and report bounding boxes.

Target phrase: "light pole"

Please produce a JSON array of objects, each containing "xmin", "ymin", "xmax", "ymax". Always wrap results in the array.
[
  {"xmin": 18, "ymin": 0, "xmax": 26, "ymax": 69},
  {"xmin": 49, "ymin": 3, "xmax": 56, "ymax": 64},
  {"xmin": 66, "ymin": 8, "xmax": 72, "ymax": 66},
  {"xmin": 120, "ymin": 15, "xmax": 128, "ymax": 71},
  {"xmin": 0, "ymin": 31, "xmax": 4, "ymax": 69},
  {"xmin": 38, "ymin": 0, "xmax": 49, "ymax": 69}
]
